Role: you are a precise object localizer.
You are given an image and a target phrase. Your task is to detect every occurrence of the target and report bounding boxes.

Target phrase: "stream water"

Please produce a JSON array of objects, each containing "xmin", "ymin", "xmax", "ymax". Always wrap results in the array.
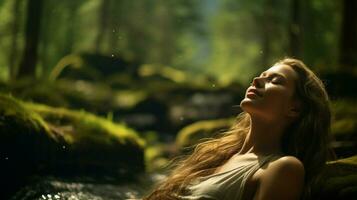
[{"xmin": 10, "ymin": 173, "xmax": 165, "ymax": 200}]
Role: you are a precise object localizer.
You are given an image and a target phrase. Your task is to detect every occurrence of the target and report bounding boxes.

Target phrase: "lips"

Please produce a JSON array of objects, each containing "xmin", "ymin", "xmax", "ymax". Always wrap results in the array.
[{"xmin": 246, "ymin": 88, "xmax": 263, "ymax": 97}]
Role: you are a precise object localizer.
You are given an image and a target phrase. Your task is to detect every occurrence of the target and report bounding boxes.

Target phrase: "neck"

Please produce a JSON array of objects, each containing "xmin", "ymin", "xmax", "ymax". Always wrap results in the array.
[{"xmin": 238, "ymin": 115, "xmax": 285, "ymax": 156}]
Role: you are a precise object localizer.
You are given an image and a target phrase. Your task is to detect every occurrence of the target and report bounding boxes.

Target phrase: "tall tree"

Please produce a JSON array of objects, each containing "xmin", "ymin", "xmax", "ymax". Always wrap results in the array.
[
  {"xmin": 9, "ymin": 0, "xmax": 22, "ymax": 79},
  {"xmin": 260, "ymin": 0, "xmax": 274, "ymax": 68},
  {"xmin": 288, "ymin": 0, "xmax": 302, "ymax": 57},
  {"xmin": 17, "ymin": 0, "xmax": 43, "ymax": 78},
  {"xmin": 62, "ymin": 1, "xmax": 82, "ymax": 56},
  {"xmin": 95, "ymin": 0, "xmax": 110, "ymax": 53},
  {"xmin": 339, "ymin": 0, "xmax": 357, "ymax": 70}
]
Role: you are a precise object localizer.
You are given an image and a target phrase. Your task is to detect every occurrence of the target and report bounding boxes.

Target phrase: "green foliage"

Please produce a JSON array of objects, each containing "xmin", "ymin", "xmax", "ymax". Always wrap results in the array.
[
  {"xmin": 0, "ymin": 0, "xmax": 26, "ymax": 80},
  {"xmin": 207, "ymin": 0, "xmax": 290, "ymax": 84},
  {"xmin": 0, "ymin": 0, "xmax": 345, "ymax": 84},
  {"xmin": 303, "ymin": 0, "xmax": 341, "ymax": 72}
]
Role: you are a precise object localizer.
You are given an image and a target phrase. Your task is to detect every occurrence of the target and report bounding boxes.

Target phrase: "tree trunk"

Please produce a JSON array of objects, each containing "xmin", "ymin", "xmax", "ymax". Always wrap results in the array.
[
  {"xmin": 109, "ymin": 0, "xmax": 122, "ymax": 53},
  {"xmin": 339, "ymin": 0, "xmax": 357, "ymax": 70},
  {"xmin": 95, "ymin": 0, "xmax": 110, "ymax": 54},
  {"xmin": 9, "ymin": 0, "xmax": 21, "ymax": 79},
  {"xmin": 260, "ymin": 0, "xmax": 273, "ymax": 68},
  {"xmin": 63, "ymin": 2, "xmax": 80, "ymax": 56},
  {"xmin": 17, "ymin": 0, "xmax": 43, "ymax": 78},
  {"xmin": 288, "ymin": 0, "xmax": 302, "ymax": 58}
]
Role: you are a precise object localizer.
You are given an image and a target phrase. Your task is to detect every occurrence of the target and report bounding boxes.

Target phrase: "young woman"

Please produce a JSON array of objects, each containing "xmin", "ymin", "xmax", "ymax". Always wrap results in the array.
[{"xmin": 143, "ymin": 58, "xmax": 333, "ymax": 200}]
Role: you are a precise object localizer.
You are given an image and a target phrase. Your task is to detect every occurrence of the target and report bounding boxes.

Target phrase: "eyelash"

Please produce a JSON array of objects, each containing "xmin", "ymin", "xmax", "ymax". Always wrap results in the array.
[
  {"xmin": 269, "ymin": 77, "xmax": 280, "ymax": 83},
  {"xmin": 251, "ymin": 75, "xmax": 282, "ymax": 86},
  {"xmin": 259, "ymin": 76, "xmax": 281, "ymax": 84}
]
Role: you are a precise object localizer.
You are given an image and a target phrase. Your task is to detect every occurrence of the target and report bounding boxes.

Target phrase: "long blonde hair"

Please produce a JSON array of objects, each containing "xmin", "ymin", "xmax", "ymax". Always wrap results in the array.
[{"xmin": 143, "ymin": 58, "xmax": 333, "ymax": 200}]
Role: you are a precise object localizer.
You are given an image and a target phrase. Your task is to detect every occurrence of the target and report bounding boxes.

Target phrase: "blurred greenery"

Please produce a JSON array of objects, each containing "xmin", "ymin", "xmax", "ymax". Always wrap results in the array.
[
  {"xmin": 0, "ymin": 0, "xmax": 356, "ymax": 198},
  {"xmin": 0, "ymin": 0, "xmax": 353, "ymax": 84},
  {"xmin": 0, "ymin": 0, "xmax": 356, "ymax": 164}
]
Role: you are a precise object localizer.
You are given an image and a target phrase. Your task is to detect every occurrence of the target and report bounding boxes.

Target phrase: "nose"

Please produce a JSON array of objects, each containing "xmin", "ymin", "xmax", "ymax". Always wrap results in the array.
[{"xmin": 251, "ymin": 77, "xmax": 265, "ymax": 88}]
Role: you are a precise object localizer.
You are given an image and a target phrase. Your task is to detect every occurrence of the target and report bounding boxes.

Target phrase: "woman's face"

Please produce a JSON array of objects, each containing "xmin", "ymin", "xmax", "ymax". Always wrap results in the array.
[{"xmin": 240, "ymin": 64, "xmax": 299, "ymax": 121}]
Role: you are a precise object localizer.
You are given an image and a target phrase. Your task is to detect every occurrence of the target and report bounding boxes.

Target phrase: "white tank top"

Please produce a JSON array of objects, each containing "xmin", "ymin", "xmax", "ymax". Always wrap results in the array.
[{"xmin": 176, "ymin": 154, "xmax": 281, "ymax": 200}]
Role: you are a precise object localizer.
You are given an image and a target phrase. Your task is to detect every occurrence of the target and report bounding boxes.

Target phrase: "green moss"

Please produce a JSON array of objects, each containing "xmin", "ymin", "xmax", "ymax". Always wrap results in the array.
[
  {"xmin": 324, "ymin": 174, "xmax": 357, "ymax": 192},
  {"xmin": 176, "ymin": 118, "xmax": 235, "ymax": 149},
  {"xmin": 331, "ymin": 118, "xmax": 357, "ymax": 136},
  {"xmin": 330, "ymin": 99, "xmax": 357, "ymax": 141},
  {"xmin": 0, "ymin": 94, "xmax": 53, "ymax": 138},
  {"xmin": 112, "ymin": 90, "xmax": 148, "ymax": 109},
  {"xmin": 329, "ymin": 154, "xmax": 357, "ymax": 166},
  {"xmin": 1, "ymin": 93, "xmax": 146, "ymax": 179},
  {"xmin": 340, "ymin": 186, "xmax": 357, "ymax": 198},
  {"xmin": 145, "ymin": 145, "xmax": 170, "ymax": 172},
  {"xmin": 5, "ymin": 78, "xmax": 119, "ymax": 113},
  {"xmin": 24, "ymin": 102, "xmax": 145, "ymax": 147},
  {"xmin": 312, "ymin": 155, "xmax": 357, "ymax": 199},
  {"xmin": 331, "ymin": 99, "xmax": 357, "ymax": 119},
  {"xmin": 1, "ymin": 94, "xmax": 60, "ymax": 195}
]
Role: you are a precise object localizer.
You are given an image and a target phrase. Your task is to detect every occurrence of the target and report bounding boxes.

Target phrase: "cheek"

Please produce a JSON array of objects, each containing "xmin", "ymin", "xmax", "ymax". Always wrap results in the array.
[{"xmin": 263, "ymin": 89, "xmax": 292, "ymax": 110}]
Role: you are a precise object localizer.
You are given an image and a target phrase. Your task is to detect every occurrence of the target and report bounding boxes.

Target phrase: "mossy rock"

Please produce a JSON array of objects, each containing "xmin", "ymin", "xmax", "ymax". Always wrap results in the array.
[
  {"xmin": 0, "ymin": 94, "xmax": 56, "ymax": 168},
  {"xmin": 0, "ymin": 94, "xmax": 59, "ymax": 198},
  {"xmin": 331, "ymin": 99, "xmax": 357, "ymax": 119},
  {"xmin": 24, "ymin": 102, "xmax": 145, "ymax": 175},
  {"xmin": 176, "ymin": 118, "xmax": 235, "ymax": 151},
  {"xmin": 5, "ymin": 78, "xmax": 118, "ymax": 114},
  {"xmin": 0, "ymin": 94, "xmax": 145, "ymax": 180},
  {"xmin": 145, "ymin": 144, "xmax": 170, "ymax": 173},
  {"xmin": 332, "ymin": 118, "xmax": 357, "ymax": 137},
  {"xmin": 330, "ymin": 100, "xmax": 357, "ymax": 157},
  {"xmin": 312, "ymin": 155, "xmax": 357, "ymax": 200},
  {"xmin": 331, "ymin": 100, "xmax": 357, "ymax": 135},
  {"xmin": 50, "ymin": 53, "xmax": 139, "ymax": 81},
  {"xmin": 55, "ymin": 79, "xmax": 115, "ymax": 113}
]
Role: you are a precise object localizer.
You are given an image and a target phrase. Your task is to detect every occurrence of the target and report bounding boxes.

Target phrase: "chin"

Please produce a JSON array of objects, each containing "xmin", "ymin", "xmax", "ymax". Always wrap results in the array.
[
  {"xmin": 240, "ymin": 98, "xmax": 252, "ymax": 112},
  {"xmin": 240, "ymin": 98, "xmax": 261, "ymax": 116},
  {"xmin": 240, "ymin": 97, "xmax": 255, "ymax": 105}
]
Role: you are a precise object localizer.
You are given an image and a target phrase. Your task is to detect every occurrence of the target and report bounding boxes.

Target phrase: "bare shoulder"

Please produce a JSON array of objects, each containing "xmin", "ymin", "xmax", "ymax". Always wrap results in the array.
[
  {"xmin": 253, "ymin": 156, "xmax": 305, "ymax": 200},
  {"xmin": 261, "ymin": 155, "xmax": 305, "ymax": 182},
  {"xmin": 268, "ymin": 155, "xmax": 305, "ymax": 174}
]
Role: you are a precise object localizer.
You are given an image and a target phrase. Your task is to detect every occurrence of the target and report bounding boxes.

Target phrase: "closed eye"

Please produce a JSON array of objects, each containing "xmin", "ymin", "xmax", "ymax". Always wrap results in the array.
[
  {"xmin": 270, "ymin": 76, "xmax": 282, "ymax": 84},
  {"xmin": 259, "ymin": 72, "xmax": 286, "ymax": 84}
]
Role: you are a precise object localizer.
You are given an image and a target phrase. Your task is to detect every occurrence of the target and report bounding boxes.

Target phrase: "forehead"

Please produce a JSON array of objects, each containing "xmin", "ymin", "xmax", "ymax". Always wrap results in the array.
[{"xmin": 263, "ymin": 64, "xmax": 298, "ymax": 81}]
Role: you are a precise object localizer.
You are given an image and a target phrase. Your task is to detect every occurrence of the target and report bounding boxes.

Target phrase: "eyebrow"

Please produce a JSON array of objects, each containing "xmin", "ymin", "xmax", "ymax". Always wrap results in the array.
[{"xmin": 260, "ymin": 71, "xmax": 287, "ymax": 80}]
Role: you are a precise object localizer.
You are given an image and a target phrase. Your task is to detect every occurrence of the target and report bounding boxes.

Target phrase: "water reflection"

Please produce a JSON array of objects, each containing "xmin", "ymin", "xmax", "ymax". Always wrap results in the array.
[{"xmin": 11, "ymin": 173, "xmax": 165, "ymax": 200}]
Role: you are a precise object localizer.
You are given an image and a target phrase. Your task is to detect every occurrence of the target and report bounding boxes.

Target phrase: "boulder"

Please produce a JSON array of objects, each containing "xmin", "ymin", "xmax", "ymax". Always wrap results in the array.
[{"xmin": 0, "ymin": 94, "xmax": 145, "ymax": 198}]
